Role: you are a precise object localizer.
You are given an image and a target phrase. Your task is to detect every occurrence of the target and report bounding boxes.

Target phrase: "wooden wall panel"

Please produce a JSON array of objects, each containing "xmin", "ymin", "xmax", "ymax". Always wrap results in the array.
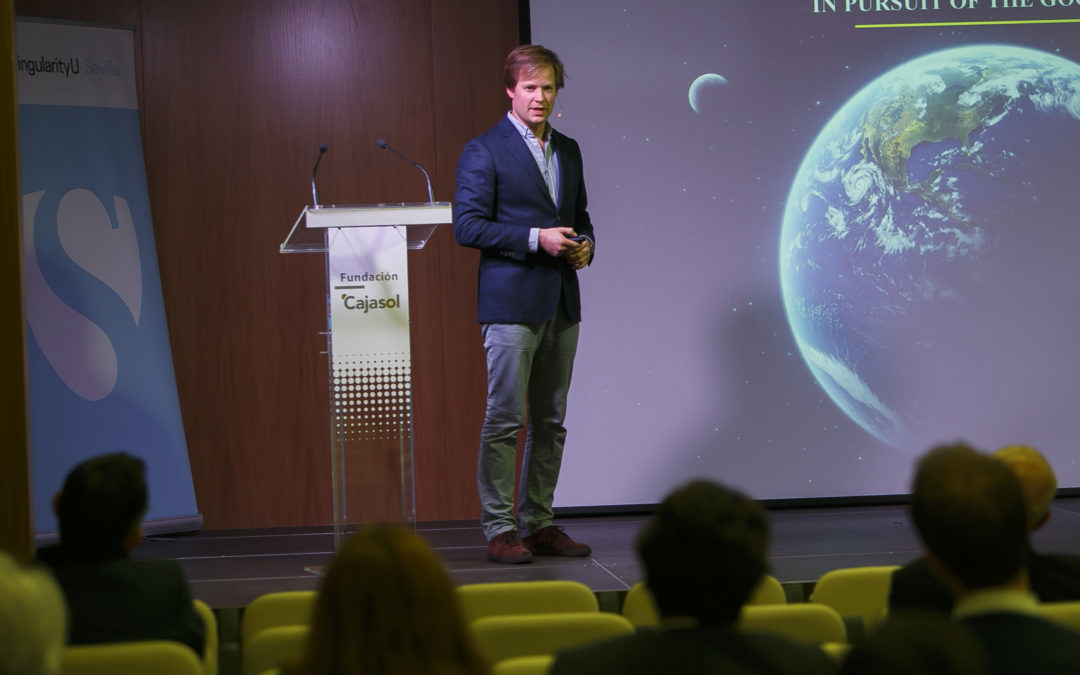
[
  {"xmin": 418, "ymin": 2, "xmax": 521, "ymax": 519},
  {"xmin": 12, "ymin": 0, "xmax": 516, "ymax": 529},
  {"xmin": 138, "ymin": 0, "xmax": 447, "ymax": 528},
  {"xmin": 1, "ymin": 0, "xmax": 32, "ymax": 561}
]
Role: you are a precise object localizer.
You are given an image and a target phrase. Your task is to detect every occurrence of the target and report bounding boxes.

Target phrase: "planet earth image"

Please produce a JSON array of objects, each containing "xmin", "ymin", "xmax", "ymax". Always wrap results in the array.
[
  {"xmin": 689, "ymin": 73, "xmax": 728, "ymax": 115},
  {"xmin": 780, "ymin": 44, "xmax": 1080, "ymax": 452}
]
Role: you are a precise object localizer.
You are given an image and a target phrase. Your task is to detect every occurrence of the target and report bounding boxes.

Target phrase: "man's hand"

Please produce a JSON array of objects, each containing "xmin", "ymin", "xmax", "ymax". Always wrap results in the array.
[
  {"xmin": 538, "ymin": 227, "xmax": 579, "ymax": 257},
  {"xmin": 566, "ymin": 238, "xmax": 591, "ymax": 270}
]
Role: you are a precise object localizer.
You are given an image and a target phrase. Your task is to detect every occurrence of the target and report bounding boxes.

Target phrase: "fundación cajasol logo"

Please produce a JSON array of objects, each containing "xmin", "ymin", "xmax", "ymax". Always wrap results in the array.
[{"xmin": 338, "ymin": 271, "xmax": 402, "ymax": 313}]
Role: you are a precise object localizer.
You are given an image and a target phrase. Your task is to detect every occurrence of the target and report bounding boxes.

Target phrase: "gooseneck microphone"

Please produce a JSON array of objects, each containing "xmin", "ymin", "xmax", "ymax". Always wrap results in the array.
[
  {"xmin": 311, "ymin": 144, "xmax": 328, "ymax": 208},
  {"xmin": 376, "ymin": 139, "xmax": 435, "ymax": 204}
]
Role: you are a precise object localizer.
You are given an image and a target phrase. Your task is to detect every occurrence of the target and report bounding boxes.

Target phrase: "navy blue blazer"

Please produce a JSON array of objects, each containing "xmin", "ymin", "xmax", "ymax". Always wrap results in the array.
[
  {"xmin": 37, "ymin": 545, "xmax": 205, "ymax": 655},
  {"xmin": 963, "ymin": 612, "xmax": 1080, "ymax": 675},
  {"xmin": 890, "ymin": 549, "xmax": 1080, "ymax": 613},
  {"xmin": 454, "ymin": 115, "xmax": 595, "ymax": 324},
  {"xmin": 551, "ymin": 625, "xmax": 837, "ymax": 675}
]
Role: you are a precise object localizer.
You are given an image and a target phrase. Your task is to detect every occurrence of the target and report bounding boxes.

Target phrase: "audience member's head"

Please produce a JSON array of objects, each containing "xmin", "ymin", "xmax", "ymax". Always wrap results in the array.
[
  {"xmin": 840, "ymin": 611, "xmax": 989, "ymax": 675},
  {"xmin": 0, "ymin": 552, "xmax": 67, "ymax": 675},
  {"xmin": 636, "ymin": 479, "xmax": 769, "ymax": 625},
  {"xmin": 993, "ymin": 444, "xmax": 1057, "ymax": 530},
  {"xmin": 55, "ymin": 452, "xmax": 148, "ymax": 558},
  {"xmin": 911, "ymin": 442, "xmax": 1028, "ymax": 593},
  {"xmin": 289, "ymin": 525, "xmax": 488, "ymax": 675}
]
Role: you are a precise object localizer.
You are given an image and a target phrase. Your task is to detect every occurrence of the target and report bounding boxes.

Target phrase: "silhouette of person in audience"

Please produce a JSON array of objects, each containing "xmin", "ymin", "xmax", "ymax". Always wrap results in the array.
[
  {"xmin": 550, "ymin": 480, "xmax": 835, "ymax": 675},
  {"xmin": 0, "ymin": 551, "xmax": 67, "ymax": 675},
  {"xmin": 905, "ymin": 442, "xmax": 1080, "ymax": 674},
  {"xmin": 282, "ymin": 525, "xmax": 489, "ymax": 675},
  {"xmin": 35, "ymin": 452, "xmax": 204, "ymax": 654},
  {"xmin": 839, "ymin": 610, "xmax": 989, "ymax": 675},
  {"xmin": 891, "ymin": 444, "xmax": 1080, "ymax": 612}
]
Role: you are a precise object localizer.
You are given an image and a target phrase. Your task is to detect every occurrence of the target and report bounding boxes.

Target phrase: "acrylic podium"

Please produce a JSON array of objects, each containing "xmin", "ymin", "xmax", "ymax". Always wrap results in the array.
[{"xmin": 281, "ymin": 203, "xmax": 451, "ymax": 548}]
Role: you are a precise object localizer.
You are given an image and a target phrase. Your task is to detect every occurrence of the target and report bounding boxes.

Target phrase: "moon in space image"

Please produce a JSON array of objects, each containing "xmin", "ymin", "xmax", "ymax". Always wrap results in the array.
[{"xmin": 688, "ymin": 73, "xmax": 728, "ymax": 115}]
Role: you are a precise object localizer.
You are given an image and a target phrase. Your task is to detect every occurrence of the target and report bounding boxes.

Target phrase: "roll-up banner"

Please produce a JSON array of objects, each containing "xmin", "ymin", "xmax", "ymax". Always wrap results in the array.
[{"xmin": 16, "ymin": 19, "xmax": 201, "ymax": 537}]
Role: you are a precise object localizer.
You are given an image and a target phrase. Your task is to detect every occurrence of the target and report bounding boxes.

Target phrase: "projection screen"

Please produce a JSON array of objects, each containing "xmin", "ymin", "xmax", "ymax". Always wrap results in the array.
[{"xmin": 529, "ymin": 1, "xmax": 1080, "ymax": 507}]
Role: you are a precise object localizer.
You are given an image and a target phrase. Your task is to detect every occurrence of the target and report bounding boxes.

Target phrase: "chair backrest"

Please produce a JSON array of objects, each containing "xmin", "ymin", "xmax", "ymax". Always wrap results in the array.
[
  {"xmin": 620, "ymin": 582, "xmax": 659, "ymax": 628},
  {"xmin": 820, "ymin": 640, "xmax": 853, "ymax": 664},
  {"xmin": 621, "ymin": 575, "xmax": 786, "ymax": 628},
  {"xmin": 751, "ymin": 575, "xmax": 788, "ymax": 605},
  {"xmin": 470, "ymin": 611, "xmax": 634, "ymax": 664},
  {"xmin": 739, "ymin": 603, "xmax": 847, "ymax": 645},
  {"xmin": 242, "ymin": 624, "xmax": 310, "ymax": 675},
  {"xmin": 1038, "ymin": 601, "xmax": 1080, "ymax": 633},
  {"xmin": 492, "ymin": 654, "xmax": 557, "ymax": 675},
  {"xmin": 62, "ymin": 640, "xmax": 203, "ymax": 675},
  {"xmin": 809, "ymin": 565, "xmax": 900, "ymax": 632},
  {"xmin": 458, "ymin": 580, "xmax": 598, "ymax": 622},
  {"xmin": 193, "ymin": 598, "xmax": 218, "ymax": 675},
  {"xmin": 240, "ymin": 590, "xmax": 317, "ymax": 648}
]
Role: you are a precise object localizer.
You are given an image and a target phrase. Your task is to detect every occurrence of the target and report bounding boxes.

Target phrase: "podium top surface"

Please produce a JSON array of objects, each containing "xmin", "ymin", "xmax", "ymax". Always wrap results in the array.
[
  {"xmin": 305, "ymin": 202, "xmax": 452, "ymax": 228},
  {"xmin": 281, "ymin": 202, "xmax": 451, "ymax": 253}
]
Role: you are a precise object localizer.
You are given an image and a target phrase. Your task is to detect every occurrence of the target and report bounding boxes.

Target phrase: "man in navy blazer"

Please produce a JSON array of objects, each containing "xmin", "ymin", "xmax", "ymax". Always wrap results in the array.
[
  {"xmin": 36, "ymin": 453, "xmax": 205, "ymax": 654},
  {"xmin": 551, "ymin": 481, "xmax": 836, "ymax": 675},
  {"xmin": 890, "ymin": 444, "xmax": 1080, "ymax": 613},
  {"xmin": 454, "ymin": 45, "xmax": 595, "ymax": 564},
  {"xmin": 906, "ymin": 443, "xmax": 1080, "ymax": 675}
]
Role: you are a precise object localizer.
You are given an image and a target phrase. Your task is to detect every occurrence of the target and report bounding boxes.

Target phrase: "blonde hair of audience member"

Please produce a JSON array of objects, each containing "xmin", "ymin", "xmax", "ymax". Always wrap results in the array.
[
  {"xmin": 993, "ymin": 444, "xmax": 1057, "ymax": 529},
  {"xmin": 285, "ymin": 525, "xmax": 489, "ymax": 675},
  {"xmin": 0, "ymin": 552, "xmax": 67, "ymax": 675}
]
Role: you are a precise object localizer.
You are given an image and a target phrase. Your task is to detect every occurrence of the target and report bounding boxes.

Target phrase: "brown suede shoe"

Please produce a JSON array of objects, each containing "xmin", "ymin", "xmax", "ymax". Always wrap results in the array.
[
  {"xmin": 522, "ymin": 525, "xmax": 592, "ymax": 557},
  {"xmin": 487, "ymin": 530, "xmax": 534, "ymax": 564}
]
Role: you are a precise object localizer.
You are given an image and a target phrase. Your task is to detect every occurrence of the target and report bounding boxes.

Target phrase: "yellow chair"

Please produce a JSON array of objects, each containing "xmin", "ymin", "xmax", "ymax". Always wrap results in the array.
[
  {"xmin": 620, "ymin": 582, "xmax": 659, "ymax": 627},
  {"xmin": 61, "ymin": 640, "xmax": 203, "ymax": 675},
  {"xmin": 621, "ymin": 575, "xmax": 786, "ymax": 628},
  {"xmin": 1038, "ymin": 601, "xmax": 1080, "ymax": 633},
  {"xmin": 471, "ymin": 611, "xmax": 634, "ymax": 664},
  {"xmin": 193, "ymin": 598, "xmax": 218, "ymax": 675},
  {"xmin": 242, "ymin": 624, "xmax": 310, "ymax": 675},
  {"xmin": 492, "ymin": 654, "xmax": 556, "ymax": 675},
  {"xmin": 739, "ymin": 603, "xmax": 847, "ymax": 645},
  {"xmin": 240, "ymin": 590, "xmax": 317, "ymax": 650},
  {"xmin": 458, "ymin": 580, "xmax": 599, "ymax": 622},
  {"xmin": 751, "ymin": 574, "xmax": 788, "ymax": 605},
  {"xmin": 809, "ymin": 565, "xmax": 900, "ymax": 633}
]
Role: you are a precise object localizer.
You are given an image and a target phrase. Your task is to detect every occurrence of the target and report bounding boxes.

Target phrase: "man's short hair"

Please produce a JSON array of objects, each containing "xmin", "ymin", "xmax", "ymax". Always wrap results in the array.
[
  {"xmin": 57, "ymin": 452, "xmax": 148, "ymax": 554},
  {"xmin": 911, "ymin": 442, "xmax": 1028, "ymax": 590},
  {"xmin": 636, "ymin": 480, "xmax": 768, "ymax": 624},
  {"xmin": 504, "ymin": 44, "xmax": 566, "ymax": 91},
  {"xmin": 993, "ymin": 445, "xmax": 1057, "ymax": 528}
]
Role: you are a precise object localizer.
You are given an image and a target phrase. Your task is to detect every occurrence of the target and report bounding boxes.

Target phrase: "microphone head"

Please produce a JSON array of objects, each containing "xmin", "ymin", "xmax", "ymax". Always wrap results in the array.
[
  {"xmin": 376, "ymin": 138, "xmax": 388, "ymax": 149},
  {"xmin": 318, "ymin": 144, "xmax": 328, "ymax": 153}
]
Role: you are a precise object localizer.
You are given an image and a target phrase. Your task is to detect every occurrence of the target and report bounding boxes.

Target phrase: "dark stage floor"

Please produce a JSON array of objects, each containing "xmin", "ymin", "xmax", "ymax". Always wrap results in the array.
[{"xmin": 139, "ymin": 496, "xmax": 1080, "ymax": 611}]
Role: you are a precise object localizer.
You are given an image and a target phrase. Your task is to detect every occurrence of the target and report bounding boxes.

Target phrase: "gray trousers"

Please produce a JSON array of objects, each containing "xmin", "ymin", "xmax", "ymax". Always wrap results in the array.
[{"xmin": 478, "ymin": 305, "xmax": 579, "ymax": 540}]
